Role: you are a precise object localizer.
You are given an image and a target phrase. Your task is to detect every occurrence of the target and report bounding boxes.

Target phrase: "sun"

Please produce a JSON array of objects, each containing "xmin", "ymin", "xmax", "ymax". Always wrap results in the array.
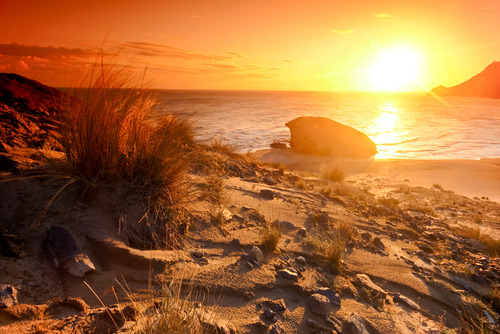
[{"xmin": 370, "ymin": 46, "xmax": 422, "ymax": 91}]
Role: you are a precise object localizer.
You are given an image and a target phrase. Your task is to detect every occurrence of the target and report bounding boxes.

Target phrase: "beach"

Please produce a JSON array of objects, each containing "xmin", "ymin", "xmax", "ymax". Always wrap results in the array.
[{"xmin": 258, "ymin": 148, "xmax": 500, "ymax": 202}]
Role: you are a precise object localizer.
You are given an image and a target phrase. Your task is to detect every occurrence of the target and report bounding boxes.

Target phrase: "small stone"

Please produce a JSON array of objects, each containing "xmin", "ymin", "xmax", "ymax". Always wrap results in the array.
[
  {"xmin": 245, "ymin": 262, "xmax": 255, "ymax": 270},
  {"xmin": 485, "ymin": 270, "xmax": 496, "ymax": 279},
  {"xmin": 483, "ymin": 310, "xmax": 495, "ymax": 326},
  {"xmin": 295, "ymin": 256, "xmax": 306, "ymax": 265},
  {"xmin": 264, "ymin": 176, "xmax": 277, "ymax": 185},
  {"xmin": 306, "ymin": 319, "xmax": 317, "ymax": 328},
  {"xmin": 355, "ymin": 274, "xmax": 387, "ymax": 298},
  {"xmin": 393, "ymin": 293, "xmax": 420, "ymax": 310},
  {"xmin": 360, "ymin": 232, "xmax": 372, "ymax": 243},
  {"xmin": 232, "ymin": 214, "xmax": 245, "ymax": 222},
  {"xmin": 344, "ymin": 313, "xmax": 369, "ymax": 334},
  {"xmin": 0, "ymin": 284, "xmax": 18, "ymax": 308},
  {"xmin": 277, "ymin": 269, "xmax": 298, "ymax": 281},
  {"xmin": 308, "ymin": 293, "xmax": 331, "ymax": 316},
  {"xmin": 297, "ymin": 228, "xmax": 307, "ymax": 237},
  {"xmin": 373, "ymin": 237, "xmax": 385, "ymax": 251},
  {"xmin": 272, "ymin": 220, "xmax": 296, "ymax": 230},
  {"xmin": 192, "ymin": 250, "xmax": 205, "ymax": 258},
  {"xmin": 263, "ymin": 309, "xmax": 276, "ymax": 320},
  {"xmin": 454, "ymin": 277, "xmax": 472, "ymax": 293},
  {"xmin": 260, "ymin": 189, "xmax": 275, "ymax": 200},
  {"xmin": 250, "ymin": 246, "xmax": 265, "ymax": 263},
  {"xmin": 268, "ymin": 299, "xmax": 287, "ymax": 312},
  {"xmin": 270, "ymin": 323, "xmax": 285, "ymax": 334},
  {"xmin": 314, "ymin": 287, "xmax": 341, "ymax": 307},
  {"xmin": 219, "ymin": 207, "xmax": 233, "ymax": 221}
]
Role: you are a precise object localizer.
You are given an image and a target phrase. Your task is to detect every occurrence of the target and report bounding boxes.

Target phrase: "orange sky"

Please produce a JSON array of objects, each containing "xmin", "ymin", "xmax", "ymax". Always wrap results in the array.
[{"xmin": 1, "ymin": 0, "xmax": 499, "ymax": 91}]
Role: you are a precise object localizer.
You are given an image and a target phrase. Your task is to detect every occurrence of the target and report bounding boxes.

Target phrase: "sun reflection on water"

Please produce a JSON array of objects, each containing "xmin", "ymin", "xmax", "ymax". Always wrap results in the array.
[{"xmin": 370, "ymin": 100, "xmax": 400, "ymax": 159}]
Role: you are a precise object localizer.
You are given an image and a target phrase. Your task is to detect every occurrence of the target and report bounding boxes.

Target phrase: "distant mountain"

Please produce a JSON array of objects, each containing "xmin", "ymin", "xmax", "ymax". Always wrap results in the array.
[{"xmin": 429, "ymin": 61, "xmax": 500, "ymax": 99}]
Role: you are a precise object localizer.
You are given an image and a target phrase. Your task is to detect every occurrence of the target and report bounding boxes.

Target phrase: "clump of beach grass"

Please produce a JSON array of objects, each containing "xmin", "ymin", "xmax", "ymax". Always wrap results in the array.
[
  {"xmin": 305, "ymin": 221, "xmax": 354, "ymax": 274},
  {"xmin": 52, "ymin": 61, "xmax": 194, "ymax": 248},
  {"xmin": 260, "ymin": 223, "xmax": 282, "ymax": 252},
  {"xmin": 320, "ymin": 164, "xmax": 346, "ymax": 182}
]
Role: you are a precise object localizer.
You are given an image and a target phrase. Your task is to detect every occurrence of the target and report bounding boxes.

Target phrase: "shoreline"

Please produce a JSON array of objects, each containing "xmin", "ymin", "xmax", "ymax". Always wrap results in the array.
[{"xmin": 256, "ymin": 148, "xmax": 500, "ymax": 202}]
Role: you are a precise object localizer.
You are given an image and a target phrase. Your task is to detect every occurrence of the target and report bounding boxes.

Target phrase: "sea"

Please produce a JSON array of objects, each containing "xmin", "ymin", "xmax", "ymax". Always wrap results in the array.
[{"xmin": 153, "ymin": 90, "xmax": 500, "ymax": 160}]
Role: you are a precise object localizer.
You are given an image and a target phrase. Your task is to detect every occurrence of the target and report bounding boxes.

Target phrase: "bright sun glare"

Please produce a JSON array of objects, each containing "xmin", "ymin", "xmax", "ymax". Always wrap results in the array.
[{"xmin": 370, "ymin": 47, "xmax": 421, "ymax": 91}]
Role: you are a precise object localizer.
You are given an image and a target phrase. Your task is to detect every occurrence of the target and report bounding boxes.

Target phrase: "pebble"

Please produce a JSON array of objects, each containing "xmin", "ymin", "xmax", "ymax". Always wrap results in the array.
[
  {"xmin": 393, "ymin": 293, "xmax": 420, "ymax": 310},
  {"xmin": 355, "ymin": 274, "xmax": 387, "ymax": 298},
  {"xmin": 306, "ymin": 319, "xmax": 317, "ymax": 328},
  {"xmin": 272, "ymin": 220, "xmax": 296, "ymax": 230},
  {"xmin": 373, "ymin": 237, "xmax": 385, "ymax": 251},
  {"xmin": 314, "ymin": 287, "xmax": 341, "ymax": 307},
  {"xmin": 192, "ymin": 250, "xmax": 205, "ymax": 258},
  {"xmin": 263, "ymin": 309, "xmax": 276, "ymax": 320},
  {"xmin": 344, "ymin": 313, "xmax": 369, "ymax": 334},
  {"xmin": 295, "ymin": 256, "xmax": 306, "ymax": 265},
  {"xmin": 308, "ymin": 293, "xmax": 331, "ymax": 316},
  {"xmin": 270, "ymin": 323, "xmax": 285, "ymax": 334},
  {"xmin": 264, "ymin": 176, "xmax": 277, "ymax": 185},
  {"xmin": 260, "ymin": 189, "xmax": 275, "ymax": 200},
  {"xmin": 250, "ymin": 246, "xmax": 264, "ymax": 263},
  {"xmin": 277, "ymin": 269, "xmax": 298, "ymax": 281}
]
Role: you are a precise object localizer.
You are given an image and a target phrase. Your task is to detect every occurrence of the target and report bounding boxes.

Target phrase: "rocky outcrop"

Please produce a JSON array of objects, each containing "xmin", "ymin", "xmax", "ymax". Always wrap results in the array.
[
  {"xmin": 0, "ymin": 73, "xmax": 65, "ymax": 169},
  {"xmin": 429, "ymin": 61, "xmax": 500, "ymax": 99},
  {"xmin": 285, "ymin": 117, "xmax": 377, "ymax": 158}
]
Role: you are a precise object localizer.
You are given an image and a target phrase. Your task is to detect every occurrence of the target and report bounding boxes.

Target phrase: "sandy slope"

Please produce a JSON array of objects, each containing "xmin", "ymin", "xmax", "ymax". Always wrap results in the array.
[{"xmin": 1, "ymin": 149, "xmax": 500, "ymax": 333}]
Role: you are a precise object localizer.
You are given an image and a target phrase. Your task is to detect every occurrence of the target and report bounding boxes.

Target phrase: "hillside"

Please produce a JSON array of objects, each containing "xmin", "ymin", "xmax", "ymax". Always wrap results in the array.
[{"xmin": 430, "ymin": 61, "xmax": 500, "ymax": 99}]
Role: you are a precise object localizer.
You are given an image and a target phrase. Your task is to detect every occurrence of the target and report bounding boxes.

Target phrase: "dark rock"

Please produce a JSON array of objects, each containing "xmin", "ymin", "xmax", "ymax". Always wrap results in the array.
[
  {"xmin": 272, "ymin": 220, "xmax": 296, "ymax": 230},
  {"xmin": 308, "ymin": 293, "xmax": 331, "ymax": 316},
  {"xmin": 314, "ymin": 287, "xmax": 341, "ymax": 307},
  {"xmin": 373, "ymin": 237, "xmax": 385, "ymax": 251},
  {"xmin": 192, "ymin": 250, "xmax": 205, "ymax": 258},
  {"xmin": 270, "ymin": 141, "xmax": 288, "ymax": 149},
  {"xmin": 393, "ymin": 293, "xmax": 420, "ymax": 310},
  {"xmin": 0, "ymin": 284, "xmax": 18, "ymax": 308},
  {"xmin": 45, "ymin": 226, "xmax": 95, "ymax": 277},
  {"xmin": 342, "ymin": 313, "xmax": 369, "ymax": 334},
  {"xmin": 454, "ymin": 277, "xmax": 472, "ymax": 293},
  {"xmin": 263, "ymin": 309, "xmax": 276, "ymax": 320},
  {"xmin": 306, "ymin": 319, "xmax": 317, "ymax": 328},
  {"xmin": 277, "ymin": 269, "xmax": 298, "ymax": 281},
  {"xmin": 360, "ymin": 232, "xmax": 372, "ymax": 243},
  {"xmin": 260, "ymin": 189, "xmax": 275, "ymax": 200},
  {"xmin": 286, "ymin": 117, "xmax": 377, "ymax": 158},
  {"xmin": 270, "ymin": 323, "xmax": 285, "ymax": 334},
  {"xmin": 297, "ymin": 228, "xmax": 307, "ymax": 237},
  {"xmin": 267, "ymin": 299, "xmax": 286, "ymax": 313}
]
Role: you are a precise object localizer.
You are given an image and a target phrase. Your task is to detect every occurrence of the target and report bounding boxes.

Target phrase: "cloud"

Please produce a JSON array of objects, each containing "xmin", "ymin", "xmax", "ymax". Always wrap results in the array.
[
  {"xmin": 124, "ymin": 42, "xmax": 229, "ymax": 61},
  {"xmin": 332, "ymin": 29, "xmax": 355, "ymax": 35},
  {"xmin": 225, "ymin": 51, "xmax": 244, "ymax": 57},
  {"xmin": 375, "ymin": 13, "xmax": 394, "ymax": 22},
  {"xmin": 0, "ymin": 42, "xmax": 94, "ymax": 58}
]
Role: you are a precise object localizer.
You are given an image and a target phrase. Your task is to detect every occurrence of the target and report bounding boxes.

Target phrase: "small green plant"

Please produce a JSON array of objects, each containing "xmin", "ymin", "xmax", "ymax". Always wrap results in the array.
[
  {"xmin": 320, "ymin": 164, "xmax": 345, "ymax": 182},
  {"xmin": 261, "ymin": 223, "xmax": 282, "ymax": 252}
]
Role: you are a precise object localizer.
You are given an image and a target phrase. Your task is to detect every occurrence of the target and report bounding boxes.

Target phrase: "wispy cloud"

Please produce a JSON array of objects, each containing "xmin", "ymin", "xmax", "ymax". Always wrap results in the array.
[
  {"xmin": 332, "ymin": 29, "xmax": 356, "ymax": 35},
  {"xmin": 225, "ymin": 51, "xmax": 244, "ymax": 58},
  {"xmin": 0, "ymin": 42, "xmax": 95, "ymax": 58},
  {"xmin": 375, "ymin": 13, "xmax": 394, "ymax": 22},
  {"xmin": 124, "ymin": 41, "xmax": 229, "ymax": 61}
]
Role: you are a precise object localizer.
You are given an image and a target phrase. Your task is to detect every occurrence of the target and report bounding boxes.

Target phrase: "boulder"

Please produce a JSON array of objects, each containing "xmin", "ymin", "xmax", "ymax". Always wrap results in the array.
[
  {"xmin": 285, "ymin": 117, "xmax": 377, "ymax": 158},
  {"xmin": 342, "ymin": 313, "xmax": 370, "ymax": 334},
  {"xmin": 45, "ymin": 226, "xmax": 95, "ymax": 277},
  {"xmin": 308, "ymin": 293, "xmax": 331, "ymax": 316}
]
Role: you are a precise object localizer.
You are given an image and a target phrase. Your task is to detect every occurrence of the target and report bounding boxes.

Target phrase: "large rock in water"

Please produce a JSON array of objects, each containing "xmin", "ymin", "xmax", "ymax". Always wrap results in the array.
[{"xmin": 285, "ymin": 117, "xmax": 377, "ymax": 158}]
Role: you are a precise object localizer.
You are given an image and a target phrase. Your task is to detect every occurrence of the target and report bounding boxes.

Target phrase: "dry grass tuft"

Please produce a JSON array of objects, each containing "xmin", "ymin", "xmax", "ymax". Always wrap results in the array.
[
  {"xmin": 50, "ymin": 60, "xmax": 194, "ymax": 248},
  {"xmin": 320, "ymin": 164, "xmax": 346, "ymax": 182},
  {"xmin": 260, "ymin": 223, "xmax": 282, "ymax": 252},
  {"xmin": 456, "ymin": 225, "xmax": 500, "ymax": 256},
  {"xmin": 306, "ymin": 221, "xmax": 354, "ymax": 274}
]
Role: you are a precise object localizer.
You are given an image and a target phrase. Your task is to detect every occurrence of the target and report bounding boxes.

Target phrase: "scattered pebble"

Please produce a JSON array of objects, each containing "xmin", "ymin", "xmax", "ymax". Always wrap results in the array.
[
  {"xmin": 295, "ymin": 256, "xmax": 306, "ymax": 265},
  {"xmin": 250, "ymin": 246, "xmax": 264, "ymax": 263},
  {"xmin": 260, "ymin": 189, "xmax": 275, "ymax": 200},
  {"xmin": 308, "ymin": 293, "xmax": 331, "ymax": 316},
  {"xmin": 277, "ymin": 269, "xmax": 298, "ymax": 281}
]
